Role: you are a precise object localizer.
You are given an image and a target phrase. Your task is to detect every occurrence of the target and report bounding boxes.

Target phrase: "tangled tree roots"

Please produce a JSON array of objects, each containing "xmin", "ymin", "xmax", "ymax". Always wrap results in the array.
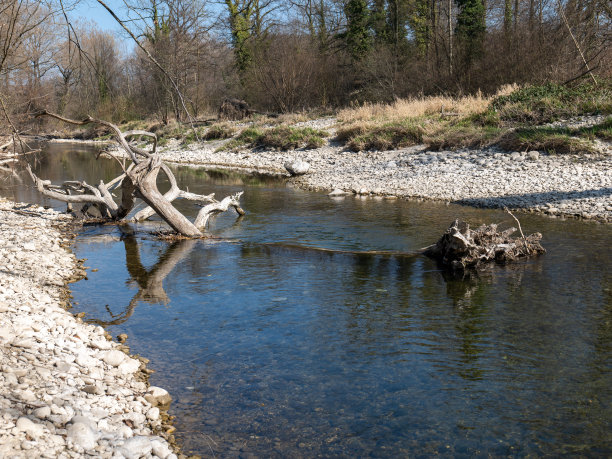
[{"xmin": 424, "ymin": 219, "xmax": 545, "ymax": 270}]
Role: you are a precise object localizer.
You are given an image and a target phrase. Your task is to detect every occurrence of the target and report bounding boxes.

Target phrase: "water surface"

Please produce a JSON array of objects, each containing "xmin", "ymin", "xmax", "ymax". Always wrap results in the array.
[{"xmin": 3, "ymin": 144, "xmax": 611, "ymax": 457}]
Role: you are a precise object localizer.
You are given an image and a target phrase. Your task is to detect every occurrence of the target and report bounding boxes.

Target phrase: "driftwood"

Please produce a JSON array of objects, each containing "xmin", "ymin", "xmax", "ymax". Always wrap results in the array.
[
  {"xmin": 424, "ymin": 217, "xmax": 545, "ymax": 270},
  {"xmin": 217, "ymin": 98, "xmax": 279, "ymax": 120},
  {"xmin": 29, "ymin": 110, "xmax": 245, "ymax": 237},
  {"xmin": 218, "ymin": 98, "xmax": 252, "ymax": 120}
]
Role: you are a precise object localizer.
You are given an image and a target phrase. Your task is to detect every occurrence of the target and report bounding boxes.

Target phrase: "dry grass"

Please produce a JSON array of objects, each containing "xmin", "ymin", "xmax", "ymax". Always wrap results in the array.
[{"xmin": 337, "ymin": 85, "xmax": 518, "ymax": 124}]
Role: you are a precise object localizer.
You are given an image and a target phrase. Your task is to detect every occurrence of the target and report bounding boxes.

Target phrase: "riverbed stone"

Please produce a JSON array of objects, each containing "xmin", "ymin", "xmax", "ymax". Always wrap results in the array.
[
  {"xmin": 102, "ymin": 350, "xmax": 125, "ymax": 367},
  {"xmin": 151, "ymin": 437, "xmax": 173, "ymax": 458},
  {"xmin": 527, "ymin": 150, "xmax": 540, "ymax": 161},
  {"xmin": 145, "ymin": 386, "xmax": 172, "ymax": 407},
  {"xmin": 284, "ymin": 160, "xmax": 310, "ymax": 176},
  {"xmin": 66, "ymin": 421, "xmax": 98, "ymax": 450},
  {"xmin": 118, "ymin": 357, "xmax": 141, "ymax": 375},
  {"xmin": 119, "ymin": 436, "xmax": 153, "ymax": 459},
  {"xmin": 16, "ymin": 417, "xmax": 44, "ymax": 439},
  {"xmin": 33, "ymin": 406, "xmax": 51, "ymax": 419}
]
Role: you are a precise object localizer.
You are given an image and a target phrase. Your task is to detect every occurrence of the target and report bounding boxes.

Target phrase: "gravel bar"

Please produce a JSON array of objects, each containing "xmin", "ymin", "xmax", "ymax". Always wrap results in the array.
[
  {"xmin": 129, "ymin": 134, "xmax": 611, "ymax": 223},
  {"xmin": 0, "ymin": 199, "xmax": 176, "ymax": 458}
]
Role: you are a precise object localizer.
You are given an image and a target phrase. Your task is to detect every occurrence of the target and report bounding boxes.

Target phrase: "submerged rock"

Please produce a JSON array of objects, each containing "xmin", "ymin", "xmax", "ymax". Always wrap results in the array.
[{"xmin": 145, "ymin": 386, "xmax": 172, "ymax": 407}]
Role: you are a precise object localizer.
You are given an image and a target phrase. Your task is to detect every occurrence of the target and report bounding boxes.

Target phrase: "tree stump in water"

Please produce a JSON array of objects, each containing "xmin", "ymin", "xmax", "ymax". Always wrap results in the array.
[
  {"xmin": 218, "ymin": 98, "xmax": 252, "ymax": 120},
  {"xmin": 424, "ymin": 219, "xmax": 545, "ymax": 270}
]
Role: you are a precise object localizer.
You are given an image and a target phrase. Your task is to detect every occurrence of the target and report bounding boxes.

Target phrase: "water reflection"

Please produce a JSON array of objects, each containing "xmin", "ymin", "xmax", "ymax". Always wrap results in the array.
[{"xmin": 88, "ymin": 230, "xmax": 197, "ymax": 325}]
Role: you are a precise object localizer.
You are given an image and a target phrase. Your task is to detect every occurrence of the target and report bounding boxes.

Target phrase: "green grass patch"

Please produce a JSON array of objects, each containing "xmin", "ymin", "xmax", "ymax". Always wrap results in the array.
[
  {"xmin": 498, "ymin": 116, "xmax": 611, "ymax": 153},
  {"xmin": 335, "ymin": 124, "xmax": 369, "ymax": 143},
  {"xmin": 337, "ymin": 122, "xmax": 424, "ymax": 152},
  {"xmin": 256, "ymin": 126, "xmax": 328, "ymax": 150},
  {"xmin": 181, "ymin": 127, "xmax": 206, "ymax": 145},
  {"xmin": 203, "ymin": 124, "xmax": 236, "ymax": 140},
  {"xmin": 425, "ymin": 118, "xmax": 503, "ymax": 150},
  {"xmin": 120, "ymin": 120, "xmax": 149, "ymax": 131},
  {"xmin": 499, "ymin": 127, "xmax": 597, "ymax": 154},
  {"xmin": 491, "ymin": 79, "xmax": 612, "ymax": 124},
  {"xmin": 93, "ymin": 133, "xmax": 113, "ymax": 141},
  {"xmin": 219, "ymin": 127, "xmax": 264, "ymax": 151},
  {"xmin": 219, "ymin": 126, "xmax": 328, "ymax": 152},
  {"xmin": 579, "ymin": 117, "xmax": 612, "ymax": 141}
]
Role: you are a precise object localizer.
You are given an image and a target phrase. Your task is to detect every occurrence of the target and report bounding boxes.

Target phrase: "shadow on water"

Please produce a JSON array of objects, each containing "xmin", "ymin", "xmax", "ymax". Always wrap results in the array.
[
  {"xmin": 3, "ymin": 144, "xmax": 612, "ymax": 457},
  {"xmin": 455, "ymin": 187, "xmax": 612, "ymax": 208}
]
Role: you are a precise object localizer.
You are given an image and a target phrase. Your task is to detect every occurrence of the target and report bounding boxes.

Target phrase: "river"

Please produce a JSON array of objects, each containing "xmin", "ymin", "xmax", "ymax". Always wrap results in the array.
[{"xmin": 2, "ymin": 143, "xmax": 611, "ymax": 457}]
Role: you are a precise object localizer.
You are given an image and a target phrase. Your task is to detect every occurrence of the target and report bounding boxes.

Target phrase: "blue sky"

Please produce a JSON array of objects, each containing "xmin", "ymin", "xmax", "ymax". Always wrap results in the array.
[{"xmin": 69, "ymin": 0, "xmax": 128, "ymax": 33}]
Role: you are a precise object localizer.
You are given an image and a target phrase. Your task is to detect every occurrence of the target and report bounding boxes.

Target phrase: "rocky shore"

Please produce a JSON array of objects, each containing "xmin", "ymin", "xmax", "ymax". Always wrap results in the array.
[
  {"xmin": 100, "ymin": 122, "xmax": 611, "ymax": 223},
  {"xmin": 0, "ymin": 199, "xmax": 176, "ymax": 458}
]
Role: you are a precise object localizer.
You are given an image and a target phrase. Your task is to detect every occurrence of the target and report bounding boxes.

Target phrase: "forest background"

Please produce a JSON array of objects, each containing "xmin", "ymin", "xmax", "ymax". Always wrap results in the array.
[{"xmin": 0, "ymin": 0, "xmax": 610, "ymax": 131}]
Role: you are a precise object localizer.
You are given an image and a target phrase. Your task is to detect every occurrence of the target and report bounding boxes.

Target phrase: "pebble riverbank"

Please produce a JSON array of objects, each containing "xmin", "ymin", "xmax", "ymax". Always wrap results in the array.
[
  {"xmin": 102, "ymin": 119, "xmax": 611, "ymax": 223},
  {"xmin": 0, "ymin": 199, "xmax": 176, "ymax": 458}
]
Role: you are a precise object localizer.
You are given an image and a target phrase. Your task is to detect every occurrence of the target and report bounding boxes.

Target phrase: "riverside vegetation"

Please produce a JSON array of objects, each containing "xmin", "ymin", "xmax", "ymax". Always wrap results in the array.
[
  {"xmin": 54, "ymin": 80, "xmax": 611, "ymax": 223},
  {"xmin": 71, "ymin": 80, "xmax": 612, "ymax": 155}
]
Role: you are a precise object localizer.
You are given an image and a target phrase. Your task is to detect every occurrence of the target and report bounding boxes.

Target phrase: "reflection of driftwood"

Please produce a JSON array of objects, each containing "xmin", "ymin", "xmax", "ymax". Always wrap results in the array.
[
  {"xmin": 89, "ymin": 235, "xmax": 196, "ymax": 326},
  {"xmin": 424, "ymin": 219, "xmax": 545, "ymax": 270}
]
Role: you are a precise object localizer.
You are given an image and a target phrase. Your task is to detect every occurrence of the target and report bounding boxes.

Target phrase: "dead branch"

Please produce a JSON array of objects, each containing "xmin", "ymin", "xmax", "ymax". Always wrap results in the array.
[
  {"xmin": 0, "ymin": 139, "xmax": 14, "ymax": 151},
  {"xmin": 556, "ymin": 0, "xmax": 597, "ymax": 85},
  {"xmin": 194, "ymin": 192, "xmax": 245, "ymax": 229},
  {"xmin": 131, "ymin": 163, "xmax": 215, "ymax": 221}
]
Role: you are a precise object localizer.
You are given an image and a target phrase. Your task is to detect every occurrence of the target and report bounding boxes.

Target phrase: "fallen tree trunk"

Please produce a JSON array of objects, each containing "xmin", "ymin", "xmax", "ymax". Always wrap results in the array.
[
  {"xmin": 424, "ymin": 218, "xmax": 545, "ymax": 270},
  {"xmin": 28, "ymin": 111, "xmax": 245, "ymax": 237}
]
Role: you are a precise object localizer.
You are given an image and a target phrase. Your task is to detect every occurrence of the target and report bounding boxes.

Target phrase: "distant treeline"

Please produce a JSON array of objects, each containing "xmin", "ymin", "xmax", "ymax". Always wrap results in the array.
[{"xmin": 0, "ymin": 0, "xmax": 610, "ymax": 128}]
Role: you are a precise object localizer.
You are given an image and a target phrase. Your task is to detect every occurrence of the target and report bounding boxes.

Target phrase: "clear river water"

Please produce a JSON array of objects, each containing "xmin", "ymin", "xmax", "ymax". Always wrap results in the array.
[{"xmin": 2, "ymin": 143, "xmax": 611, "ymax": 457}]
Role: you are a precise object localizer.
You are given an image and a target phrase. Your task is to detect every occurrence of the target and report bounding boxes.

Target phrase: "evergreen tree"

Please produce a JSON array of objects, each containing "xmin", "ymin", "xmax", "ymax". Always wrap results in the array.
[
  {"xmin": 370, "ymin": 0, "xmax": 389, "ymax": 42},
  {"xmin": 455, "ymin": 0, "xmax": 486, "ymax": 62},
  {"xmin": 344, "ymin": 0, "xmax": 372, "ymax": 60},
  {"xmin": 408, "ymin": 0, "xmax": 432, "ymax": 55},
  {"xmin": 386, "ymin": 0, "xmax": 411, "ymax": 49}
]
